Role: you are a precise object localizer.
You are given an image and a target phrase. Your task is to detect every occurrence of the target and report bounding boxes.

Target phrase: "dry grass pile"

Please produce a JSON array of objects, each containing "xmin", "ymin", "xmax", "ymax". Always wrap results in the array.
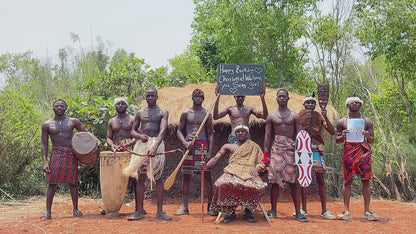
[{"xmin": 141, "ymin": 83, "xmax": 338, "ymax": 126}]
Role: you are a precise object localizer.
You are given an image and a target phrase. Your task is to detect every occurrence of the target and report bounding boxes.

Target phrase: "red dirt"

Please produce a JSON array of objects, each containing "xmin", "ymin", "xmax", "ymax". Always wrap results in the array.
[{"xmin": 1, "ymin": 195, "xmax": 415, "ymax": 234}]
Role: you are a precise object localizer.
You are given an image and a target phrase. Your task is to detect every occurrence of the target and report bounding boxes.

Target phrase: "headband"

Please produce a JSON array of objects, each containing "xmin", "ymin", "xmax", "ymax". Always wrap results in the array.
[
  {"xmin": 234, "ymin": 124, "xmax": 249, "ymax": 134},
  {"xmin": 114, "ymin": 97, "xmax": 129, "ymax": 107},
  {"xmin": 345, "ymin": 96, "xmax": 363, "ymax": 106},
  {"xmin": 303, "ymin": 96, "xmax": 317, "ymax": 103}
]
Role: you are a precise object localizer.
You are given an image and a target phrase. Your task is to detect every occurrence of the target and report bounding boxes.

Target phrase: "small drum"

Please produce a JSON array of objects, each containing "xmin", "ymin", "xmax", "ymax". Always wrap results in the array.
[
  {"xmin": 72, "ymin": 132, "xmax": 101, "ymax": 164},
  {"xmin": 100, "ymin": 151, "xmax": 131, "ymax": 218}
]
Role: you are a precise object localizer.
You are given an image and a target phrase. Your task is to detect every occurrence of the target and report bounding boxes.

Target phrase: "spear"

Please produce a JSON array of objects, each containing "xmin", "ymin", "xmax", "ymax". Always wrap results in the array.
[{"xmin": 201, "ymin": 144, "xmax": 205, "ymax": 224}]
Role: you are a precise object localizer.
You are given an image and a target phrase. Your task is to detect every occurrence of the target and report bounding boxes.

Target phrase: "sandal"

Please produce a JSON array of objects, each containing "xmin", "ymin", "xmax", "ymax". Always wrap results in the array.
[
  {"xmin": 156, "ymin": 211, "xmax": 172, "ymax": 220},
  {"xmin": 243, "ymin": 208, "xmax": 258, "ymax": 223},
  {"xmin": 221, "ymin": 213, "xmax": 236, "ymax": 223},
  {"xmin": 267, "ymin": 210, "xmax": 278, "ymax": 218},
  {"xmin": 337, "ymin": 211, "xmax": 352, "ymax": 221},
  {"xmin": 174, "ymin": 206, "xmax": 189, "ymax": 215},
  {"xmin": 294, "ymin": 213, "xmax": 308, "ymax": 222},
  {"xmin": 293, "ymin": 209, "xmax": 308, "ymax": 217},
  {"xmin": 321, "ymin": 211, "xmax": 337, "ymax": 220},
  {"xmin": 73, "ymin": 210, "xmax": 83, "ymax": 218},
  {"xmin": 243, "ymin": 214, "xmax": 258, "ymax": 223},
  {"xmin": 41, "ymin": 214, "xmax": 52, "ymax": 220},
  {"xmin": 207, "ymin": 209, "xmax": 219, "ymax": 216},
  {"xmin": 127, "ymin": 212, "xmax": 144, "ymax": 221},
  {"xmin": 363, "ymin": 211, "xmax": 379, "ymax": 221}
]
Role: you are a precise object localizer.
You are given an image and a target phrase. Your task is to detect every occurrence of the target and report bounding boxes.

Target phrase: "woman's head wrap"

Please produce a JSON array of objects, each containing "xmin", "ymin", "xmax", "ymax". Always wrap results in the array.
[
  {"xmin": 234, "ymin": 124, "xmax": 249, "ymax": 134},
  {"xmin": 114, "ymin": 97, "xmax": 129, "ymax": 107},
  {"xmin": 345, "ymin": 96, "xmax": 363, "ymax": 106},
  {"xmin": 192, "ymin": 89, "xmax": 204, "ymax": 99}
]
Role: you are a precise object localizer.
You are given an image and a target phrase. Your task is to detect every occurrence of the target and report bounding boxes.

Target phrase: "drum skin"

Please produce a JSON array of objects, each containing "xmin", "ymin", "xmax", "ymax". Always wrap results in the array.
[
  {"xmin": 100, "ymin": 151, "xmax": 131, "ymax": 218},
  {"xmin": 72, "ymin": 132, "xmax": 101, "ymax": 164}
]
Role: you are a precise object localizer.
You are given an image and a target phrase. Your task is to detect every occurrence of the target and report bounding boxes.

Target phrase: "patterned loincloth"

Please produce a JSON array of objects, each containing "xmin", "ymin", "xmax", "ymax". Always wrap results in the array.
[
  {"xmin": 343, "ymin": 142, "xmax": 372, "ymax": 183},
  {"xmin": 268, "ymin": 135, "xmax": 297, "ymax": 184},
  {"xmin": 182, "ymin": 137, "xmax": 209, "ymax": 175},
  {"xmin": 47, "ymin": 146, "xmax": 78, "ymax": 185},
  {"xmin": 210, "ymin": 172, "xmax": 266, "ymax": 214}
]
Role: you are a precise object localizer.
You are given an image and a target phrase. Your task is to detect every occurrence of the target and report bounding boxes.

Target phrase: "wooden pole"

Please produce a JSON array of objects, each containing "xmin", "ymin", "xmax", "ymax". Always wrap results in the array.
[
  {"xmin": 258, "ymin": 201, "xmax": 271, "ymax": 225},
  {"xmin": 201, "ymin": 145, "xmax": 205, "ymax": 224}
]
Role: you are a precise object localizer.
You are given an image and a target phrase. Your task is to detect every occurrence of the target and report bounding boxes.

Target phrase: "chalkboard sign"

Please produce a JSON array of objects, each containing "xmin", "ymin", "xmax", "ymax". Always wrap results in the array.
[{"xmin": 217, "ymin": 64, "xmax": 265, "ymax": 96}]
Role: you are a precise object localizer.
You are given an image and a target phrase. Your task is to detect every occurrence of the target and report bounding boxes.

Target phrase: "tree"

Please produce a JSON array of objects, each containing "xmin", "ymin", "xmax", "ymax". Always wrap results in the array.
[
  {"xmin": 353, "ymin": 0, "xmax": 416, "ymax": 200},
  {"xmin": 191, "ymin": 0, "xmax": 315, "ymax": 88},
  {"xmin": 168, "ymin": 51, "xmax": 211, "ymax": 85}
]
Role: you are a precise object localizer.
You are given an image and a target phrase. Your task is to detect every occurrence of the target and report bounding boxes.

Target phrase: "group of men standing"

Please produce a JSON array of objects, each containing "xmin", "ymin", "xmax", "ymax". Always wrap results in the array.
[{"xmin": 41, "ymin": 85, "xmax": 379, "ymax": 223}]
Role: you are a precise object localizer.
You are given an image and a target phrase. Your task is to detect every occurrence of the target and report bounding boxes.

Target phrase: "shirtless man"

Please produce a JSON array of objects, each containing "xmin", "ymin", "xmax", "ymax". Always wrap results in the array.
[
  {"xmin": 174, "ymin": 89, "xmax": 216, "ymax": 216},
  {"xmin": 214, "ymin": 85, "xmax": 268, "ymax": 142},
  {"xmin": 103, "ymin": 97, "xmax": 138, "ymax": 215},
  {"xmin": 41, "ymin": 99, "xmax": 87, "ymax": 220},
  {"xmin": 129, "ymin": 87, "xmax": 172, "ymax": 221},
  {"xmin": 263, "ymin": 89, "xmax": 307, "ymax": 222},
  {"xmin": 335, "ymin": 96, "xmax": 378, "ymax": 221},
  {"xmin": 107, "ymin": 97, "xmax": 136, "ymax": 152},
  {"xmin": 298, "ymin": 95, "xmax": 336, "ymax": 219}
]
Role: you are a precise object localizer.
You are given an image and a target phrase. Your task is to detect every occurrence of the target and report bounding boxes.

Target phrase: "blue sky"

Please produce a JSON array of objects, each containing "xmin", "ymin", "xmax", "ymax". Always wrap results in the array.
[{"xmin": 0, "ymin": 0, "xmax": 195, "ymax": 68}]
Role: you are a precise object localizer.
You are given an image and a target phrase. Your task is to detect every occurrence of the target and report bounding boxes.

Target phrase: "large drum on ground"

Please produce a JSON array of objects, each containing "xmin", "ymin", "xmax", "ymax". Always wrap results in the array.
[
  {"xmin": 72, "ymin": 132, "xmax": 101, "ymax": 164},
  {"xmin": 100, "ymin": 151, "xmax": 131, "ymax": 218}
]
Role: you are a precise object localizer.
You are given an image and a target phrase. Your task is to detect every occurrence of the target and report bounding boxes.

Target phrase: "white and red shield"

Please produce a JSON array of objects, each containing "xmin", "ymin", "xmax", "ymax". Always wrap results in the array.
[{"xmin": 295, "ymin": 130, "xmax": 313, "ymax": 187}]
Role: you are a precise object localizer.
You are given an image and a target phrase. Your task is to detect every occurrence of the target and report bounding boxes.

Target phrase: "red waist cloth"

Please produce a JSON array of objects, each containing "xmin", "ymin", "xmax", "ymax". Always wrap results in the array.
[
  {"xmin": 343, "ymin": 142, "xmax": 372, "ymax": 183},
  {"xmin": 47, "ymin": 146, "xmax": 78, "ymax": 185}
]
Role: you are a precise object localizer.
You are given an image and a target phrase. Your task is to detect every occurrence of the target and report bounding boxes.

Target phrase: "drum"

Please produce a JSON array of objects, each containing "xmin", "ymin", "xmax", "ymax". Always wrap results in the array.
[
  {"xmin": 100, "ymin": 151, "xmax": 131, "ymax": 218},
  {"xmin": 72, "ymin": 132, "xmax": 101, "ymax": 164}
]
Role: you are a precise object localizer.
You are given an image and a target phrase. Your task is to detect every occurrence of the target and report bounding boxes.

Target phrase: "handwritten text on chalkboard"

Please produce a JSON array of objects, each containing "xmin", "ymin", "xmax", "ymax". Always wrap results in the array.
[{"xmin": 217, "ymin": 64, "xmax": 264, "ymax": 96}]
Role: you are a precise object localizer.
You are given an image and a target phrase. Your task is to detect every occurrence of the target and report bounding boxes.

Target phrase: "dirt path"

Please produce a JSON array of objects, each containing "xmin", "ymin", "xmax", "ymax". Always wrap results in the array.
[{"xmin": 1, "ymin": 195, "xmax": 415, "ymax": 233}]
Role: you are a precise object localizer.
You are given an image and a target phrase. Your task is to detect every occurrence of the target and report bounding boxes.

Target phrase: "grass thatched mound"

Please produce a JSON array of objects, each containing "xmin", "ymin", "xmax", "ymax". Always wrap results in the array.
[{"xmin": 141, "ymin": 83, "xmax": 338, "ymax": 126}]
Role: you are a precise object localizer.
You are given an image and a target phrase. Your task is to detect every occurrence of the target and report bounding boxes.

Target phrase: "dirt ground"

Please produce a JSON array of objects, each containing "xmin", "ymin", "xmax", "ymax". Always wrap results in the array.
[{"xmin": 1, "ymin": 195, "xmax": 415, "ymax": 234}]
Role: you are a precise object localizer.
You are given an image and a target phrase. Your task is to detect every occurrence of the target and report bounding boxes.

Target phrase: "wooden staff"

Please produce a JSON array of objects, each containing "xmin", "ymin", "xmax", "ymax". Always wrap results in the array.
[
  {"xmin": 201, "ymin": 144, "xmax": 205, "ymax": 224},
  {"xmin": 164, "ymin": 94, "xmax": 220, "ymax": 191},
  {"xmin": 215, "ymin": 212, "xmax": 222, "ymax": 224},
  {"xmin": 258, "ymin": 201, "xmax": 271, "ymax": 225}
]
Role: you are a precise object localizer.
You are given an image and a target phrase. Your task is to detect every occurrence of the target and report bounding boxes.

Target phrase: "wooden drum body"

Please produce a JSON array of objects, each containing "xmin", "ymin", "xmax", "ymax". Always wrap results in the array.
[
  {"xmin": 100, "ymin": 151, "xmax": 131, "ymax": 218},
  {"xmin": 72, "ymin": 132, "xmax": 101, "ymax": 164}
]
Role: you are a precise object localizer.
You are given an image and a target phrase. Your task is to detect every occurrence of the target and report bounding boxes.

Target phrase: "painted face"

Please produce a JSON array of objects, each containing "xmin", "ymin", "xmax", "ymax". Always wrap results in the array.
[
  {"xmin": 192, "ymin": 95, "xmax": 204, "ymax": 106},
  {"xmin": 276, "ymin": 90, "xmax": 289, "ymax": 106},
  {"xmin": 146, "ymin": 90, "xmax": 158, "ymax": 106},
  {"xmin": 303, "ymin": 100, "xmax": 316, "ymax": 111},
  {"xmin": 53, "ymin": 101, "xmax": 67, "ymax": 116},
  {"xmin": 115, "ymin": 101, "xmax": 128, "ymax": 113},
  {"xmin": 234, "ymin": 96, "xmax": 246, "ymax": 106},
  {"xmin": 235, "ymin": 128, "xmax": 248, "ymax": 141}
]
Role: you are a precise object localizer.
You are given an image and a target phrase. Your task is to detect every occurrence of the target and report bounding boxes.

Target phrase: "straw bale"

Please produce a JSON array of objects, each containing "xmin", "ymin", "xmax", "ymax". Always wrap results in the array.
[{"xmin": 141, "ymin": 83, "xmax": 338, "ymax": 127}]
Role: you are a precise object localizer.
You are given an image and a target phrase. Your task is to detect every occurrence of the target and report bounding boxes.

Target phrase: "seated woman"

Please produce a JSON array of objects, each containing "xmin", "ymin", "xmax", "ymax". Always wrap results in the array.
[{"xmin": 203, "ymin": 125, "xmax": 267, "ymax": 223}]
